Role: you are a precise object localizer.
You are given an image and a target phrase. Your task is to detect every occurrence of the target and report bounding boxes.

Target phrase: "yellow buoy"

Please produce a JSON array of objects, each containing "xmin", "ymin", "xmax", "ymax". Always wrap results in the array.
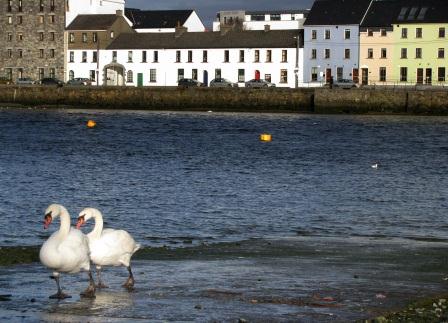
[
  {"xmin": 260, "ymin": 134, "xmax": 272, "ymax": 142},
  {"xmin": 86, "ymin": 120, "xmax": 96, "ymax": 128}
]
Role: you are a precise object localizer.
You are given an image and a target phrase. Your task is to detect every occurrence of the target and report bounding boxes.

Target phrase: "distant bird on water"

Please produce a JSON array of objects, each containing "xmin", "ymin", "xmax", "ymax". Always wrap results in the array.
[{"xmin": 371, "ymin": 163, "xmax": 379, "ymax": 169}]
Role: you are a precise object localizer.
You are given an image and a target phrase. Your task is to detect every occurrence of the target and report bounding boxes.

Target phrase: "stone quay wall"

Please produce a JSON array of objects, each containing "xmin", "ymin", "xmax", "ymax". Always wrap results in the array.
[{"xmin": 0, "ymin": 86, "xmax": 447, "ymax": 114}]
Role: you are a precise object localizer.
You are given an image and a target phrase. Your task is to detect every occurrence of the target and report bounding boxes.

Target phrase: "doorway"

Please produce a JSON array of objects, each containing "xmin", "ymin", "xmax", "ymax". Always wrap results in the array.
[
  {"xmin": 352, "ymin": 68, "xmax": 359, "ymax": 83},
  {"xmin": 203, "ymin": 70, "xmax": 208, "ymax": 86},
  {"xmin": 325, "ymin": 68, "xmax": 332, "ymax": 84},
  {"xmin": 425, "ymin": 68, "xmax": 432, "ymax": 84},
  {"xmin": 137, "ymin": 73, "xmax": 143, "ymax": 87},
  {"xmin": 417, "ymin": 68, "xmax": 423, "ymax": 84},
  {"xmin": 255, "ymin": 70, "xmax": 260, "ymax": 80},
  {"xmin": 361, "ymin": 68, "xmax": 368, "ymax": 85}
]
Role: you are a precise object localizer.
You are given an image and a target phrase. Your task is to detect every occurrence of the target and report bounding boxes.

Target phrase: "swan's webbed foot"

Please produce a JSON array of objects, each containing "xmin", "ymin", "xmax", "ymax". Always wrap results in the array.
[
  {"xmin": 80, "ymin": 285, "xmax": 96, "ymax": 299},
  {"xmin": 49, "ymin": 291, "xmax": 71, "ymax": 300},
  {"xmin": 122, "ymin": 276, "xmax": 135, "ymax": 292}
]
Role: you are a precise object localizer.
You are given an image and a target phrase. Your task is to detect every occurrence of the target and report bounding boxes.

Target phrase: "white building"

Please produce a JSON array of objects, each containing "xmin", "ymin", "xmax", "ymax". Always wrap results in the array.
[
  {"xmin": 213, "ymin": 10, "xmax": 308, "ymax": 32},
  {"xmin": 67, "ymin": 29, "xmax": 304, "ymax": 88},
  {"xmin": 303, "ymin": 0, "xmax": 372, "ymax": 85},
  {"xmin": 125, "ymin": 9, "xmax": 205, "ymax": 33},
  {"xmin": 66, "ymin": 0, "xmax": 125, "ymax": 26}
]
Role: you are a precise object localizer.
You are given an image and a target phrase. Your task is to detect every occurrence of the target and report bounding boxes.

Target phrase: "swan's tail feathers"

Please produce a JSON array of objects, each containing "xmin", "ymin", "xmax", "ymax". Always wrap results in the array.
[{"xmin": 133, "ymin": 243, "xmax": 141, "ymax": 254}]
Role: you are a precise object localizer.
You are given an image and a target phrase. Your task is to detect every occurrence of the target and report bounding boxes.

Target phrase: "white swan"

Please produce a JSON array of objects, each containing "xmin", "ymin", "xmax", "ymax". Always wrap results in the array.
[
  {"xmin": 76, "ymin": 208, "xmax": 141, "ymax": 291},
  {"xmin": 39, "ymin": 204, "xmax": 96, "ymax": 299}
]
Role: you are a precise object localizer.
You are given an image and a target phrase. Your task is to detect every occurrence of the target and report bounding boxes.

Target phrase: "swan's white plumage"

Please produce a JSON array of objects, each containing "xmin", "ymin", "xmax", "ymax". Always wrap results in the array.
[{"xmin": 39, "ymin": 204, "xmax": 90, "ymax": 275}]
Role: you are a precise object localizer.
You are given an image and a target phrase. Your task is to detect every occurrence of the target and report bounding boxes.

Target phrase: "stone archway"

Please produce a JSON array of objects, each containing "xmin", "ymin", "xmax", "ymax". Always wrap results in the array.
[{"xmin": 103, "ymin": 63, "xmax": 125, "ymax": 86}]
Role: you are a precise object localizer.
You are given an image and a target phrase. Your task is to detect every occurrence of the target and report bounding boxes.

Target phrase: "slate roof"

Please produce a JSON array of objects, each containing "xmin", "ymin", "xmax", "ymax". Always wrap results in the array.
[
  {"xmin": 246, "ymin": 10, "xmax": 309, "ymax": 15},
  {"xmin": 304, "ymin": 0, "xmax": 372, "ymax": 26},
  {"xmin": 66, "ymin": 14, "xmax": 118, "ymax": 31},
  {"xmin": 361, "ymin": 0, "xmax": 401, "ymax": 28},
  {"xmin": 107, "ymin": 30, "xmax": 302, "ymax": 50},
  {"xmin": 125, "ymin": 8, "xmax": 194, "ymax": 29}
]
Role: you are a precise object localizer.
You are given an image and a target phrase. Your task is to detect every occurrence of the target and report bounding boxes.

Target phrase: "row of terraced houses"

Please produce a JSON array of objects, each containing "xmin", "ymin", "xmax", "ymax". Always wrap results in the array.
[{"xmin": 1, "ymin": 0, "xmax": 447, "ymax": 87}]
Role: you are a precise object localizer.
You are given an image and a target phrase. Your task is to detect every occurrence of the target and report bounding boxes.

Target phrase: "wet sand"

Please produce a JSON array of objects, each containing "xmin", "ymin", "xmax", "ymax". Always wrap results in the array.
[{"xmin": 1, "ymin": 237, "xmax": 447, "ymax": 322}]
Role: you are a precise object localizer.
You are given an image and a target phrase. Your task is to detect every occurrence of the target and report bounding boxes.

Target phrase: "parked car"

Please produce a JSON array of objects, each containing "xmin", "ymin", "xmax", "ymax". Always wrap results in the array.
[
  {"xmin": 66, "ymin": 78, "xmax": 92, "ymax": 86},
  {"xmin": 0, "ymin": 77, "xmax": 12, "ymax": 85},
  {"xmin": 178, "ymin": 78, "xmax": 204, "ymax": 88},
  {"xmin": 245, "ymin": 79, "xmax": 276, "ymax": 88},
  {"xmin": 209, "ymin": 78, "xmax": 238, "ymax": 88},
  {"xmin": 326, "ymin": 79, "xmax": 358, "ymax": 89},
  {"xmin": 40, "ymin": 78, "xmax": 64, "ymax": 86},
  {"xmin": 16, "ymin": 77, "xmax": 35, "ymax": 85}
]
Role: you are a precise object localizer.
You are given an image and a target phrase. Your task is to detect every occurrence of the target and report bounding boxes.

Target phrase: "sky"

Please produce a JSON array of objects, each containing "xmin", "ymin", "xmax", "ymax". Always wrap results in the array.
[{"xmin": 125, "ymin": 0, "xmax": 315, "ymax": 28}]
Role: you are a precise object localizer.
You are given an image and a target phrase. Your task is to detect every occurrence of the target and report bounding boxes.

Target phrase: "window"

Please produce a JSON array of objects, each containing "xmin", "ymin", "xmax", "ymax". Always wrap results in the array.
[
  {"xmin": 18, "ymin": 0, "xmax": 22, "ymax": 12},
  {"xmin": 266, "ymin": 50, "xmax": 272, "ymax": 62},
  {"xmin": 224, "ymin": 50, "xmax": 229, "ymax": 62},
  {"xmin": 192, "ymin": 69, "xmax": 198, "ymax": 80},
  {"xmin": 17, "ymin": 16, "xmax": 23, "ymax": 24},
  {"xmin": 415, "ymin": 48, "xmax": 422, "ymax": 58},
  {"xmin": 7, "ymin": 0, "xmax": 12, "ymax": 12},
  {"xmin": 438, "ymin": 48, "xmax": 445, "ymax": 59},
  {"xmin": 251, "ymin": 14, "xmax": 265, "ymax": 21},
  {"xmin": 128, "ymin": 51, "xmax": 133, "ymax": 62},
  {"xmin": 82, "ymin": 33, "xmax": 87, "ymax": 43},
  {"xmin": 344, "ymin": 29, "xmax": 351, "ymax": 39},
  {"xmin": 265, "ymin": 74, "xmax": 271, "ymax": 82},
  {"xmin": 325, "ymin": 29, "xmax": 331, "ymax": 39},
  {"xmin": 50, "ymin": 32, "xmax": 55, "ymax": 41},
  {"xmin": 438, "ymin": 67, "xmax": 446, "ymax": 82},
  {"xmin": 7, "ymin": 33, "xmax": 12, "ymax": 41},
  {"xmin": 367, "ymin": 29, "xmax": 373, "ymax": 37},
  {"xmin": 380, "ymin": 67, "xmax": 387, "ymax": 82},
  {"xmin": 239, "ymin": 50, "xmax": 244, "ymax": 62},
  {"xmin": 238, "ymin": 69, "xmax": 245, "ymax": 83},
  {"xmin": 18, "ymin": 68, "xmax": 23, "ymax": 79},
  {"xmin": 337, "ymin": 67, "xmax": 343, "ymax": 81},
  {"xmin": 215, "ymin": 69, "xmax": 221, "ymax": 79},
  {"xmin": 49, "ymin": 15, "xmax": 55, "ymax": 24},
  {"xmin": 142, "ymin": 51, "xmax": 147, "ymax": 63},
  {"xmin": 401, "ymin": 28, "xmax": 407, "ymax": 38},
  {"xmin": 82, "ymin": 51, "xmax": 87, "ymax": 62},
  {"xmin": 49, "ymin": 68, "xmax": 55, "ymax": 78},
  {"xmin": 416, "ymin": 28, "xmax": 422, "ymax": 38},
  {"xmin": 280, "ymin": 69, "xmax": 287, "ymax": 83},
  {"xmin": 92, "ymin": 51, "xmax": 97, "ymax": 63},
  {"xmin": 281, "ymin": 50, "xmax": 287, "ymax": 62},
  {"xmin": 380, "ymin": 28, "xmax": 387, "ymax": 37},
  {"xmin": 93, "ymin": 32, "xmax": 97, "ymax": 43},
  {"xmin": 39, "ymin": 0, "xmax": 44, "ymax": 12},
  {"xmin": 127, "ymin": 70, "xmax": 133, "ymax": 83},
  {"xmin": 38, "ymin": 15, "xmax": 44, "ymax": 24},
  {"xmin": 150, "ymin": 69, "xmax": 156, "ymax": 82},
  {"xmin": 439, "ymin": 27, "xmax": 446, "ymax": 38},
  {"xmin": 401, "ymin": 48, "xmax": 407, "ymax": 59},
  {"xmin": 311, "ymin": 67, "xmax": 318, "ymax": 81},
  {"xmin": 50, "ymin": 0, "xmax": 55, "ymax": 11},
  {"xmin": 110, "ymin": 31, "xmax": 114, "ymax": 39},
  {"xmin": 270, "ymin": 14, "xmax": 280, "ymax": 21},
  {"xmin": 367, "ymin": 48, "xmax": 373, "ymax": 59},
  {"xmin": 17, "ymin": 33, "xmax": 23, "ymax": 41},
  {"xmin": 112, "ymin": 51, "xmax": 117, "ymax": 62},
  {"xmin": 188, "ymin": 50, "xmax": 193, "ymax": 63},
  {"xmin": 69, "ymin": 51, "xmax": 74, "ymax": 62},
  {"xmin": 90, "ymin": 70, "xmax": 96, "ymax": 82},
  {"xmin": 177, "ymin": 69, "xmax": 184, "ymax": 81},
  {"xmin": 254, "ymin": 50, "xmax": 259, "ymax": 62},
  {"xmin": 324, "ymin": 48, "xmax": 330, "ymax": 59},
  {"xmin": 7, "ymin": 16, "xmax": 13, "ymax": 24},
  {"xmin": 69, "ymin": 70, "xmax": 74, "ymax": 80},
  {"xmin": 69, "ymin": 33, "xmax": 74, "ymax": 43},
  {"xmin": 7, "ymin": 49, "xmax": 12, "ymax": 58},
  {"xmin": 381, "ymin": 48, "xmax": 387, "ymax": 58},
  {"xmin": 18, "ymin": 49, "xmax": 23, "ymax": 58},
  {"xmin": 311, "ymin": 49, "xmax": 317, "ymax": 59},
  {"xmin": 6, "ymin": 68, "xmax": 12, "ymax": 81},
  {"xmin": 50, "ymin": 49, "xmax": 55, "ymax": 58},
  {"xmin": 39, "ymin": 49, "xmax": 44, "ymax": 58},
  {"xmin": 153, "ymin": 51, "xmax": 158, "ymax": 62},
  {"xmin": 344, "ymin": 48, "xmax": 350, "ymax": 59},
  {"xmin": 39, "ymin": 68, "xmax": 44, "ymax": 80},
  {"xmin": 400, "ymin": 67, "xmax": 407, "ymax": 82},
  {"xmin": 203, "ymin": 50, "xmax": 207, "ymax": 63},
  {"xmin": 176, "ymin": 50, "xmax": 181, "ymax": 62},
  {"xmin": 311, "ymin": 30, "xmax": 317, "ymax": 40}
]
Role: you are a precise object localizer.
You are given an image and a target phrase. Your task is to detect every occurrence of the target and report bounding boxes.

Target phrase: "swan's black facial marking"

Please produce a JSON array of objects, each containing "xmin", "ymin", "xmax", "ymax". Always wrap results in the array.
[
  {"xmin": 76, "ymin": 214, "xmax": 86, "ymax": 229},
  {"xmin": 44, "ymin": 211, "xmax": 53, "ymax": 229}
]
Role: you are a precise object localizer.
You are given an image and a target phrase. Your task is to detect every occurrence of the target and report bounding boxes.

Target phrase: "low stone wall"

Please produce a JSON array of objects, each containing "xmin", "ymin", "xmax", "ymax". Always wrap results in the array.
[
  {"xmin": 0, "ymin": 86, "xmax": 314, "ymax": 113},
  {"xmin": 0, "ymin": 85, "xmax": 447, "ymax": 114}
]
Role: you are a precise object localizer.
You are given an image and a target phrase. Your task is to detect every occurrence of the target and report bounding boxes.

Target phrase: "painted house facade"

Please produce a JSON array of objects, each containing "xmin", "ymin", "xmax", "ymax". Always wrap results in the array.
[
  {"xmin": 303, "ymin": 0, "xmax": 372, "ymax": 85},
  {"xmin": 67, "ymin": 29, "xmax": 303, "ymax": 87}
]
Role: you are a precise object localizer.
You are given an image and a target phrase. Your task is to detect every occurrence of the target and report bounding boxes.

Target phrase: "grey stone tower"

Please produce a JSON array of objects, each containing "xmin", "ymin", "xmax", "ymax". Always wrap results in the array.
[{"xmin": 0, "ymin": 0, "xmax": 66, "ymax": 82}]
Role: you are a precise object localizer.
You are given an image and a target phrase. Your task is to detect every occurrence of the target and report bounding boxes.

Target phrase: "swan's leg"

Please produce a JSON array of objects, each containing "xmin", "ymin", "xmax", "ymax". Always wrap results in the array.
[
  {"xmin": 96, "ymin": 266, "xmax": 108, "ymax": 289},
  {"xmin": 122, "ymin": 266, "xmax": 135, "ymax": 291},
  {"xmin": 49, "ymin": 274, "xmax": 71, "ymax": 299},
  {"xmin": 80, "ymin": 270, "xmax": 96, "ymax": 298}
]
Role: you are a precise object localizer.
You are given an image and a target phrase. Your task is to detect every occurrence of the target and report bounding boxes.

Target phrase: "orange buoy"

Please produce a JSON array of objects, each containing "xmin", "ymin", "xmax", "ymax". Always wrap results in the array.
[
  {"xmin": 86, "ymin": 120, "xmax": 96, "ymax": 128},
  {"xmin": 260, "ymin": 134, "xmax": 272, "ymax": 142}
]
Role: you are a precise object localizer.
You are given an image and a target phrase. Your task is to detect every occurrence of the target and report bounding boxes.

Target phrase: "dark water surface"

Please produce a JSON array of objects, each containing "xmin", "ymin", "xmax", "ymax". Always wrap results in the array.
[{"xmin": 0, "ymin": 108, "xmax": 448, "ymax": 321}]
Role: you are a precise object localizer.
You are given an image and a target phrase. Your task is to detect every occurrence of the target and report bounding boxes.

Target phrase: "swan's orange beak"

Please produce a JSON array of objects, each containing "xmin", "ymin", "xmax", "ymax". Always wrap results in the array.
[
  {"xmin": 44, "ymin": 213, "xmax": 52, "ymax": 229},
  {"xmin": 76, "ymin": 215, "xmax": 85, "ymax": 229}
]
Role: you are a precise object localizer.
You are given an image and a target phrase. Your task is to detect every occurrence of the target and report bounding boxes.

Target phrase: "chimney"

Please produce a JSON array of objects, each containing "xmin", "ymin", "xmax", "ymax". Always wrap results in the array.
[
  {"xmin": 264, "ymin": 24, "xmax": 270, "ymax": 32},
  {"xmin": 175, "ymin": 25, "xmax": 188, "ymax": 38},
  {"xmin": 116, "ymin": 10, "xmax": 123, "ymax": 16}
]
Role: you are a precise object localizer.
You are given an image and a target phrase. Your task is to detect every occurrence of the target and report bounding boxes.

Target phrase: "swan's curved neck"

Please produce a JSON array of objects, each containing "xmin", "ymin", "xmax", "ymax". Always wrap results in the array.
[
  {"xmin": 91, "ymin": 211, "xmax": 104, "ymax": 239},
  {"xmin": 57, "ymin": 207, "xmax": 71, "ymax": 238}
]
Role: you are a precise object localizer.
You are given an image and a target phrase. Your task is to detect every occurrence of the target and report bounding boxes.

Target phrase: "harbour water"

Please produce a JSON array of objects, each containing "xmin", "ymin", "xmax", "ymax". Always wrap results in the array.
[{"xmin": 0, "ymin": 108, "xmax": 447, "ymax": 321}]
